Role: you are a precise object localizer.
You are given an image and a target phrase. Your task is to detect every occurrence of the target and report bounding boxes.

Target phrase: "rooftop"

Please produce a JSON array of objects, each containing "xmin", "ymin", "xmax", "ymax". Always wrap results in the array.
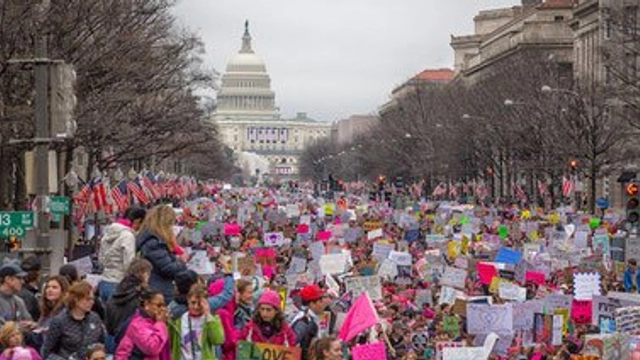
[{"xmin": 413, "ymin": 68, "xmax": 455, "ymax": 82}]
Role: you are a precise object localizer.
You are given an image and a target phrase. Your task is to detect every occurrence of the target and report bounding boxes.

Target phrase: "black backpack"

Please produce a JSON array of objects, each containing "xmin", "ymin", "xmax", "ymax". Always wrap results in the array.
[{"xmin": 114, "ymin": 314, "xmax": 146, "ymax": 360}]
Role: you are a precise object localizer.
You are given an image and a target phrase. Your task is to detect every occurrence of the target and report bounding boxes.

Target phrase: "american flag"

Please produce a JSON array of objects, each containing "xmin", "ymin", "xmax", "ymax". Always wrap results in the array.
[
  {"xmin": 474, "ymin": 181, "xmax": 488, "ymax": 200},
  {"xmin": 74, "ymin": 181, "xmax": 91, "ymax": 203},
  {"xmin": 449, "ymin": 183, "xmax": 459, "ymax": 198},
  {"xmin": 111, "ymin": 180, "xmax": 129, "ymax": 212},
  {"xmin": 127, "ymin": 179, "xmax": 150, "ymax": 205},
  {"xmin": 92, "ymin": 177, "xmax": 107, "ymax": 211},
  {"xmin": 432, "ymin": 182, "xmax": 446, "ymax": 197},
  {"xmin": 514, "ymin": 183, "xmax": 527, "ymax": 202},
  {"xmin": 562, "ymin": 176, "xmax": 574, "ymax": 198},
  {"xmin": 141, "ymin": 175, "xmax": 160, "ymax": 200},
  {"xmin": 537, "ymin": 180, "xmax": 548, "ymax": 196}
]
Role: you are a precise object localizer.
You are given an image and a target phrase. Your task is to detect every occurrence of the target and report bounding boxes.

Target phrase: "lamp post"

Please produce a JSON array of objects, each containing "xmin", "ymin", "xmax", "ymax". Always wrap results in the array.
[{"xmin": 541, "ymin": 85, "xmax": 594, "ymax": 212}]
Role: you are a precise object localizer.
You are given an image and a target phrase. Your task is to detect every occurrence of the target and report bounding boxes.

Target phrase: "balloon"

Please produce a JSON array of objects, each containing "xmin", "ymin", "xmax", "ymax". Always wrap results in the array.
[
  {"xmin": 589, "ymin": 217, "xmax": 601, "ymax": 229},
  {"xmin": 548, "ymin": 213, "xmax": 560, "ymax": 225},
  {"xmin": 498, "ymin": 225, "xmax": 509, "ymax": 240},
  {"xmin": 521, "ymin": 210, "xmax": 531, "ymax": 220},
  {"xmin": 460, "ymin": 216, "xmax": 469, "ymax": 225}
]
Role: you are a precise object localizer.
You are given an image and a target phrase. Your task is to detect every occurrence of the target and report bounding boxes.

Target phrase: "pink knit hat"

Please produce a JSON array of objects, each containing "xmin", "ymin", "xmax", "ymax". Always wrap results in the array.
[{"xmin": 258, "ymin": 290, "xmax": 282, "ymax": 310}]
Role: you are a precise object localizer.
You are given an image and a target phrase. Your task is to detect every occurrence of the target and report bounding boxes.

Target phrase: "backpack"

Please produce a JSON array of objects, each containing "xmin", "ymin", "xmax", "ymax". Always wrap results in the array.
[{"xmin": 114, "ymin": 314, "xmax": 146, "ymax": 360}]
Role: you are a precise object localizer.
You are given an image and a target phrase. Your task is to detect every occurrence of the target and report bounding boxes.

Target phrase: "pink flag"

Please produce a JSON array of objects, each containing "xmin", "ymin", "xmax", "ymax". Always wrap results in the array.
[{"xmin": 338, "ymin": 292, "xmax": 379, "ymax": 342}]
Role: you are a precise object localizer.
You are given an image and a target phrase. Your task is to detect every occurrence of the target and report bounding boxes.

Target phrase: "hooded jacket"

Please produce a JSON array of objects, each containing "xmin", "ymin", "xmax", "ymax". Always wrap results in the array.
[
  {"xmin": 115, "ymin": 310, "xmax": 170, "ymax": 360},
  {"xmin": 136, "ymin": 231, "xmax": 188, "ymax": 303},
  {"xmin": 240, "ymin": 320, "xmax": 296, "ymax": 347},
  {"xmin": 99, "ymin": 220, "xmax": 136, "ymax": 283},
  {"xmin": 105, "ymin": 278, "xmax": 140, "ymax": 336}
]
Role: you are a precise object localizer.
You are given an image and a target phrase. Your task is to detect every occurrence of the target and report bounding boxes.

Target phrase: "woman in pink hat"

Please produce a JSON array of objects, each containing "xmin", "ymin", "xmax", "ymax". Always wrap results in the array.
[{"xmin": 239, "ymin": 290, "xmax": 296, "ymax": 346}]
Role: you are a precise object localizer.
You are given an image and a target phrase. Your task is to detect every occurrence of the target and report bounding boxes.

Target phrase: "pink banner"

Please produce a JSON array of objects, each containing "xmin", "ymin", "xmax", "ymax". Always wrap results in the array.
[{"xmin": 525, "ymin": 271, "xmax": 546, "ymax": 285}]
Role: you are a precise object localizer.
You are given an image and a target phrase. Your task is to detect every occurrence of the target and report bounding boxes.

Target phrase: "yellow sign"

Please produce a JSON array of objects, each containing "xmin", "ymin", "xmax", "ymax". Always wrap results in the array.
[{"xmin": 363, "ymin": 221, "xmax": 382, "ymax": 232}]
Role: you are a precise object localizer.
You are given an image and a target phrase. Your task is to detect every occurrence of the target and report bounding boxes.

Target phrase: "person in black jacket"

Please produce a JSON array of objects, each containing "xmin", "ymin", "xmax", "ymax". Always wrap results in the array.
[
  {"xmin": 292, "ymin": 285, "xmax": 331, "ymax": 360},
  {"xmin": 104, "ymin": 258, "xmax": 152, "ymax": 336},
  {"xmin": 18, "ymin": 256, "xmax": 42, "ymax": 321},
  {"xmin": 136, "ymin": 205, "xmax": 188, "ymax": 303}
]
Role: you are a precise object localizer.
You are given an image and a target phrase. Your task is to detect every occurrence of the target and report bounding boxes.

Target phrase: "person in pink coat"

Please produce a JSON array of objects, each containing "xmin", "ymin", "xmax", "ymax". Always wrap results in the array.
[
  {"xmin": 115, "ymin": 287, "xmax": 170, "ymax": 360},
  {"xmin": 239, "ymin": 290, "xmax": 296, "ymax": 346},
  {"xmin": 208, "ymin": 278, "xmax": 238, "ymax": 360}
]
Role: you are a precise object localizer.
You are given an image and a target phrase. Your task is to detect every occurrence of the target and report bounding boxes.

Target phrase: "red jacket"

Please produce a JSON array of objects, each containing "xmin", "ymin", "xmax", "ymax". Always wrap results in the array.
[{"xmin": 240, "ymin": 320, "xmax": 296, "ymax": 347}]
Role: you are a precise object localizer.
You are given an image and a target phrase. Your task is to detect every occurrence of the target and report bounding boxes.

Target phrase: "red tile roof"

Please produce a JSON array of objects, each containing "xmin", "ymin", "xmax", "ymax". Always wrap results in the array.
[{"xmin": 413, "ymin": 68, "xmax": 455, "ymax": 82}]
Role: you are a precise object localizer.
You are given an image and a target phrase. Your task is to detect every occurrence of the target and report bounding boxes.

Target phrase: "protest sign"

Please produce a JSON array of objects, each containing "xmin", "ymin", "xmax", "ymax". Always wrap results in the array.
[
  {"xmin": 371, "ymin": 242, "xmax": 394, "ymax": 262},
  {"xmin": 236, "ymin": 341, "xmax": 301, "ymax": 360},
  {"xmin": 351, "ymin": 341, "xmax": 387, "ymax": 360},
  {"xmin": 544, "ymin": 293, "xmax": 572, "ymax": 313},
  {"xmin": 467, "ymin": 303, "xmax": 513, "ymax": 334},
  {"xmin": 69, "ymin": 256, "xmax": 93, "ymax": 277},
  {"xmin": 367, "ymin": 228, "xmax": 383, "ymax": 240},
  {"xmin": 615, "ymin": 306, "xmax": 640, "ymax": 335},
  {"xmin": 317, "ymin": 231, "xmax": 332, "ymax": 242},
  {"xmin": 626, "ymin": 235, "xmax": 640, "ymax": 263},
  {"xmin": 498, "ymin": 281, "xmax": 526, "ymax": 302},
  {"xmin": 187, "ymin": 250, "xmax": 214, "ymax": 275},
  {"xmin": 319, "ymin": 253, "xmax": 348, "ymax": 275},
  {"xmin": 442, "ymin": 333, "xmax": 498, "ymax": 360},
  {"xmin": 453, "ymin": 256, "xmax": 468, "ymax": 270},
  {"xmin": 415, "ymin": 288, "xmax": 433, "ymax": 307},
  {"xmin": 583, "ymin": 333, "xmax": 631, "ymax": 360},
  {"xmin": 377, "ymin": 259, "xmax": 398, "ymax": 280},
  {"xmin": 443, "ymin": 315, "xmax": 461, "ymax": 338},
  {"xmin": 388, "ymin": 251, "xmax": 412, "ymax": 266},
  {"xmin": 513, "ymin": 300, "xmax": 544, "ymax": 331},
  {"xmin": 435, "ymin": 341, "xmax": 465, "ymax": 360},
  {"xmin": 288, "ymin": 256, "xmax": 307, "ymax": 274},
  {"xmin": 224, "ymin": 223, "xmax": 240, "ymax": 236},
  {"xmin": 309, "ymin": 242, "xmax": 325, "ymax": 260},
  {"xmin": 574, "ymin": 272, "xmax": 601, "ymax": 300},
  {"xmin": 344, "ymin": 275, "xmax": 382, "ymax": 301},
  {"xmin": 426, "ymin": 234, "xmax": 447, "ymax": 244},
  {"xmin": 255, "ymin": 248, "xmax": 277, "ymax": 267},
  {"xmin": 572, "ymin": 299, "xmax": 593, "ymax": 324},
  {"xmin": 440, "ymin": 266, "xmax": 467, "ymax": 289},
  {"xmin": 533, "ymin": 313, "xmax": 563, "ymax": 346},
  {"xmin": 237, "ymin": 255, "xmax": 256, "ymax": 276},
  {"xmin": 264, "ymin": 232, "xmax": 285, "ymax": 247},
  {"xmin": 495, "ymin": 248, "xmax": 522, "ymax": 265},
  {"xmin": 286, "ymin": 204, "xmax": 300, "ymax": 218},
  {"xmin": 344, "ymin": 228, "xmax": 361, "ymax": 243},
  {"xmin": 363, "ymin": 221, "xmax": 382, "ymax": 232}
]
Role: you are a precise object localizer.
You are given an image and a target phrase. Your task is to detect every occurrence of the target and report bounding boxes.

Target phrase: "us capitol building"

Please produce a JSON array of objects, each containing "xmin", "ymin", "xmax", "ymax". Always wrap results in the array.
[{"xmin": 210, "ymin": 22, "xmax": 332, "ymax": 180}]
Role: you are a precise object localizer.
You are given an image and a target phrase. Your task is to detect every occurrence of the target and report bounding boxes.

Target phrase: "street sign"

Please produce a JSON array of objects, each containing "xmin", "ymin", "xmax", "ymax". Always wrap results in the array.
[
  {"xmin": 597, "ymin": 197, "xmax": 609, "ymax": 210},
  {"xmin": 0, "ymin": 211, "xmax": 35, "ymax": 238},
  {"xmin": 50, "ymin": 197, "xmax": 70, "ymax": 215}
]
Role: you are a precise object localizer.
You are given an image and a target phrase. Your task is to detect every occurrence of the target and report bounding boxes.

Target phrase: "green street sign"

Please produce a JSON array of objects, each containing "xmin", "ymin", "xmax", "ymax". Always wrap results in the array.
[
  {"xmin": 0, "ymin": 211, "xmax": 35, "ymax": 238},
  {"xmin": 50, "ymin": 197, "xmax": 70, "ymax": 215}
]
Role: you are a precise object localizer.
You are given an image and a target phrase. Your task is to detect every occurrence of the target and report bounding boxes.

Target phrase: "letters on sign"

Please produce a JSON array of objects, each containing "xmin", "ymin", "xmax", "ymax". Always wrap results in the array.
[{"xmin": 236, "ymin": 341, "xmax": 301, "ymax": 360}]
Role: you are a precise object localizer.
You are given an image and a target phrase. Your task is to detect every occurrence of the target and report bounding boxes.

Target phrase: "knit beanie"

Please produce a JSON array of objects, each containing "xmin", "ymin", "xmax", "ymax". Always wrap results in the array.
[{"xmin": 257, "ymin": 290, "xmax": 282, "ymax": 310}]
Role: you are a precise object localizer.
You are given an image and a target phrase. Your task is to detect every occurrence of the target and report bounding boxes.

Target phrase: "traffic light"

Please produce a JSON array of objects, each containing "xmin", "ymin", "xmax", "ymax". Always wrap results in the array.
[{"xmin": 626, "ymin": 182, "xmax": 640, "ymax": 224}]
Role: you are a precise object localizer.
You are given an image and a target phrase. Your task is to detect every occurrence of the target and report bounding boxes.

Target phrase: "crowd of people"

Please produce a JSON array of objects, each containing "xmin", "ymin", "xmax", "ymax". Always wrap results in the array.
[{"xmin": 0, "ymin": 184, "xmax": 637, "ymax": 360}]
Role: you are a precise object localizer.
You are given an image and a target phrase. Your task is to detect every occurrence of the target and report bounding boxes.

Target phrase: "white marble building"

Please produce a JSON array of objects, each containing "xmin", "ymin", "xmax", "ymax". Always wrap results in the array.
[{"xmin": 210, "ymin": 22, "xmax": 332, "ymax": 179}]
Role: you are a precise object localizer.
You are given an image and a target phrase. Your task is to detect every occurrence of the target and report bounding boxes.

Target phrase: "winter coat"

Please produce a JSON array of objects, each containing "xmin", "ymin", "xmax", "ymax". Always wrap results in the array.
[
  {"xmin": 240, "ymin": 320, "xmax": 296, "ymax": 347},
  {"xmin": 216, "ymin": 307, "xmax": 238, "ymax": 360},
  {"xmin": 291, "ymin": 309, "xmax": 320, "ymax": 360},
  {"xmin": 99, "ymin": 220, "xmax": 137, "ymax": 283},
  {"xmin": 0, "ymin": 346, "xmax": 42, "ymax": 360},
  {"xmin": 234, "ymin": 303, "xmax": 252, "ymax": 330},
  {"xmin": 105, "ymin": 280, "xmax": 140, "ymax": 336},
  {"xmin": 624, "ymin": 268, "xmax": 640, "ymax": 293},
  {"xmin": 115, "ymin": 310, "xmax": 170, "ymax": 360},
  {"xmin": 40, "ymin": 309, "xmax": 105, "ymax": 360},
  {"xmin": 136, "ymin": 231, "xmax": 187, "ymax": 303},
  {"xmin": 168, "ymin": 312, "xmax": 225, "ymax": 360}
]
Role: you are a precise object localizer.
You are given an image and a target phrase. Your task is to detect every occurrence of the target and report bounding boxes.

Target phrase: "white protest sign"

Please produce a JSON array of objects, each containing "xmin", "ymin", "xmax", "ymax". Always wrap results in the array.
[
  {"xmin": 439, "ymin": 286, "xmax": 464, "ymax": 306},
  {"xmin": 574, "ymin": 230, "xmax": 589, "ymax": 249},
  {"xmin": 288, "ymin": 256, "xmax": 307, "ymax": 274},
  {"xmin": 309, "ymin": 241, "xmax": 325, "ymax": 260},
  {"xmin": 440, "ymin": 266, "xmax": 467, "ymax": 289},
  {"xmin": 627, "ymin": 235, "xmax": 640, "ymax": 263},
  {"xmin": 344, "ymin": 275, "xmax": 382, "ymax": 300},
  {"xmin": 498, "ymin": 282, "xmax": 526, "ymax": 303},
  {"xmin": 286, "ymin": 204, "xmax": 300, "ymax": 218},
  {"xmin": 377, "ymin": 259, "xmax": 398, "ymax": 279},
  {"xmin": 367, "ymin": 228, "xmax": 383, "ymax": 240},
  {"xmin": 263, "ymin": 232, "xmax": 285, "ymax": 247},
  {"xmin": 388, "ymin": 251, "xmax": 412, "ymax": 266},
  {"xmin": 372, "ymin": 242, "xmax": 394, "ymax": 262},
  {"xmin": 443, "ymin": 332, "xmax": 498, "ymax": 360},
  {"xmin": 574, "ymin": 272, "xmax": 601, "ymax": 300},
  {"xmin": 467, "ymin": 303, "xmax": 514, "ymax": 334},
  {"xmin": 319, "ymin": 253, "xmax": 348, "ymax": 275},
  {"xmin": 454, "ymin": 256, "xmax": 468, "ymax": 269},
  {"xmin": 187, "ymin": 250, "xmax": 214, "ymax": 275},
  {"xmin": 300, "ymin": 215, "xmax": 311, "ymax": 225},
  {"xmin": 69, "ymin": 256, "xmax": 93, "ymax": 277},
  {"xmin": 513, "ymin": 300, "xmax": 544, "ymax": 331}
]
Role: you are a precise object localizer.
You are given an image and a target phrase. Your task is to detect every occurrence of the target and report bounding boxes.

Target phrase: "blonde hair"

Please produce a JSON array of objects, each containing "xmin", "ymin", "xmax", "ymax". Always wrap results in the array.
[
  {"xmin": 0, "ymin": 321, "xmax": 21, "ymax": 347},
  {"xmin": 140, "ymin": 205, "xmax": 177, "ymax": 251}
]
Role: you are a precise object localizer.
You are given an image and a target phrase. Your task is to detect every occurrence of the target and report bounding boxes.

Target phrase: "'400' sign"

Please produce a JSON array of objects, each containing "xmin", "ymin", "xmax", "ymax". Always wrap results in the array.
[{"xmin": 236, "ymin": 341, "xmax": 301, "ymax": 360}]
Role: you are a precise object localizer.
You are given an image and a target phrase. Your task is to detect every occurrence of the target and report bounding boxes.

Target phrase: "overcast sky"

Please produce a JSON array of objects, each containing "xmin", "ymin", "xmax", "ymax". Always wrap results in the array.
[{"xmin": 174, "ymin": 0, "xmax": 519, "ymax": 122}]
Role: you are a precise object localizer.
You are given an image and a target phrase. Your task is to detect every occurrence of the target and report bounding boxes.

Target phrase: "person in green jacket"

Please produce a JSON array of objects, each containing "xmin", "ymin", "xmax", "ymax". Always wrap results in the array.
[{"xmin": 169, "ymin": 283, "xmax": 225, "ymax": 360}]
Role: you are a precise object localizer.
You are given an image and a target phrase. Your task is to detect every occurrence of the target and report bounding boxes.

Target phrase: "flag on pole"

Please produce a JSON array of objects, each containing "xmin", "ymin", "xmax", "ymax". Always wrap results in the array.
[
  {"xmin": 338, "ymin": 292, "xmax": 379, "ymax": 342},
  {"xmin": 128, "ymin": 179, "xmax": 150, "ymax": 205},
  {"xmin": 562, "ymin": 176, "xmax": 574, "ymax": 197},
  {"xmin": 537, "ymin": 180, "xmax": 548, "ymax": 196},
  {"xmin": 432, "ymin": 182, "xmax": 446, "ymax": 197},
  {"xmin": 111, "ymin": 180, "xmax": 129, "ymax": 212},
  {"xmin": 514, "ymin": 183, "xmax": 527, "ymax": 202}
]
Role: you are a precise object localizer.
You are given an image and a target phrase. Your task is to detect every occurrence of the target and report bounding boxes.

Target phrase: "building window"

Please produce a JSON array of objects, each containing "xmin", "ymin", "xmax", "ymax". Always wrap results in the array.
[
  {"xmin": 602, "ymin": 8, "xmax": 612, "ymax": 40},
  {"xmin": 554, "ymin": 15, "xmax": 564, "ymax": 22},
  {"xmin": 624, "ymin": 6, "xmax": 638, "ymax": 36}
]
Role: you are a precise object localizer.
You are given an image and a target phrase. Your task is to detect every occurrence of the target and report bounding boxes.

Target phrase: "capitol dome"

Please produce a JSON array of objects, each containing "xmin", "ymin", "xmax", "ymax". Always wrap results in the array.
[{"xmin": 215, "ymin": 21, "xmax": 278, "ymax": 119}]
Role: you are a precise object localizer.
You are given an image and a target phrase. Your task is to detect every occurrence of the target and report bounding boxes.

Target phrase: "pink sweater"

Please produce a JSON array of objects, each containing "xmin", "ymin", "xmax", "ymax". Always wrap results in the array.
[{"xmin": 115, "ymin": 311, "xmax": 170, "ymax": 360}]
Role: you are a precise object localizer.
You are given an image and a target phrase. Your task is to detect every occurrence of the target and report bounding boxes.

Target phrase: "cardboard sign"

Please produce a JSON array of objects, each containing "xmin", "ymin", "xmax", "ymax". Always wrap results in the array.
[
  {"xmin": 187, "ymin": 250, "xmax": 214, "ymax": 275},
  {"xmin": 236, "ymin": 341, "xmax": 301, "ymax": 360},
  {"xmin": 237, "ymin": 255, "xmax": 256, "ymax": 276}
]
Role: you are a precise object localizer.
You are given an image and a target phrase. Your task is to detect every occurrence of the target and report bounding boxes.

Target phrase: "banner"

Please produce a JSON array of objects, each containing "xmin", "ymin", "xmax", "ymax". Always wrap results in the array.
[{"xmin": 236, "ymin": 341, "xmax": 301, "ymax": 360}]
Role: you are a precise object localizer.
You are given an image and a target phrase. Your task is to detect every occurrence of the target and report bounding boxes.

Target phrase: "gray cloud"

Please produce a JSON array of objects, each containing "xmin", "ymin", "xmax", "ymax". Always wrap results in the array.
[{"xmin": 174, "ymin": 0, "xmax": 518, "ymax": 121}]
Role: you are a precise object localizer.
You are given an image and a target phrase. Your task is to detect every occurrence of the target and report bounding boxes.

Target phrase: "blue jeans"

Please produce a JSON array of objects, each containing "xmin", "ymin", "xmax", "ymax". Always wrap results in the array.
[{"xmin": 98, "ymin": 280, "xmax": 118, "ymax": 304}]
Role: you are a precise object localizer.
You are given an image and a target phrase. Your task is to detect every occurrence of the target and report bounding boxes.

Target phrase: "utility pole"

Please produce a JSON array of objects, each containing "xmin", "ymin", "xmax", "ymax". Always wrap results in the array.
[{"xmin": 34, "ymin": 34, "xmax": 51, "ymax": 271}]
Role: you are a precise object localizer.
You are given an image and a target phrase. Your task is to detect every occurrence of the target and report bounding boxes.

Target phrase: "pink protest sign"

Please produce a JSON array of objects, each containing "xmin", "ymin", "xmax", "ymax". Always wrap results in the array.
[
  {"xmin": 526, "ymin": 271, "xmax": 546, "ymax": 285},
  {"xmin": 571, "ymin": 299, "xmax": 592, "ymax": 324},
  {"xmin": 224, "ymin": 223, "xmax": 240, "ymax": 236},
  {"xmin": 255, "ymin": 248, "xmax": 276, "ymax": 267},
  {"xmin": 297, "ymin": 224, "xmax": 310, "ymax": 234},
  {"xmin": 317, "ymin": 231, "xmax": 332, "ymax": 242},
  {"xmin": 477, "ymin": 262, "xmax": 498, "ymax": 285}
]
